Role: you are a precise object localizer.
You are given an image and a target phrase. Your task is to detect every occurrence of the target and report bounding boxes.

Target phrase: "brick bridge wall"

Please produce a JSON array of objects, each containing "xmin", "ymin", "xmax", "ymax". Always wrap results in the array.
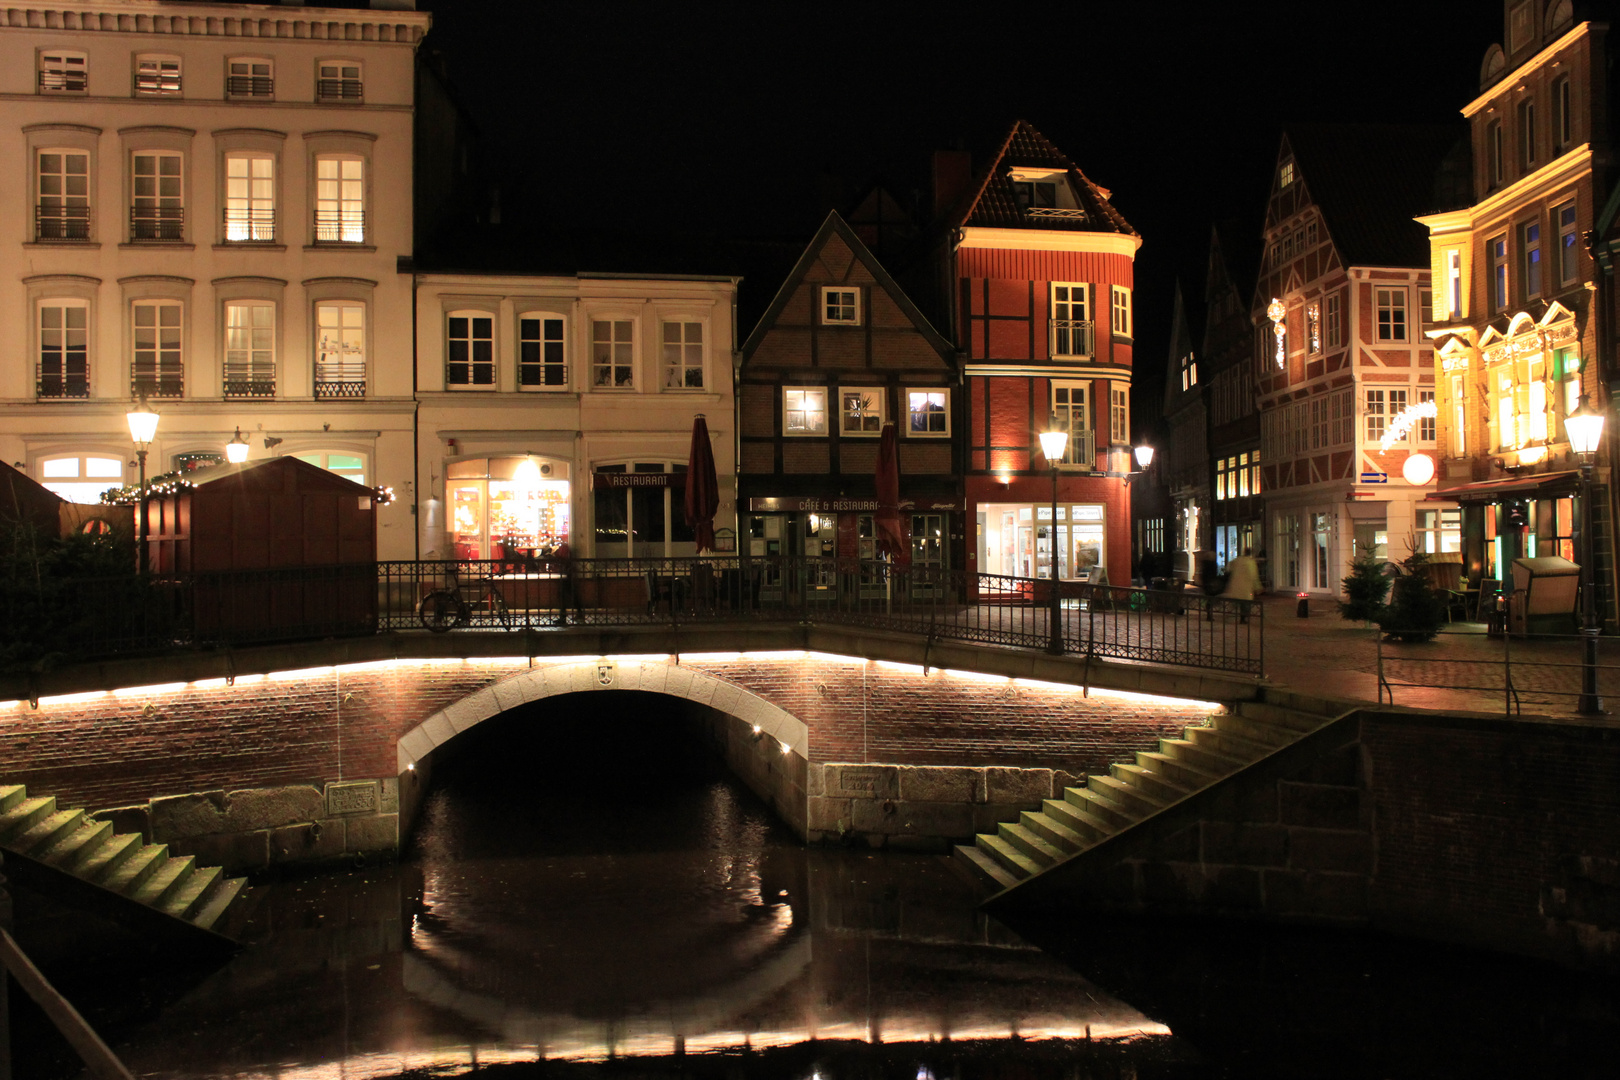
[{"xmin": 0, "ymin": 651, "xmax": 1219, "ymax": 872}]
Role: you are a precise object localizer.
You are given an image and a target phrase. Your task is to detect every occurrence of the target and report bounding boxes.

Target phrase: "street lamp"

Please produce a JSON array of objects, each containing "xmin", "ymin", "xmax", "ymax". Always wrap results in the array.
[
  {"xmin": 126, "ymin": 396, "xmax": 159, "ymax": 575},
  {"xmin": 1133, "ymin": 444, "xmax": 1155, "ymax": 471},
  {"xmin": 225, "ymin": 427, "xmax": 250, "ymax": 464},
  {"xmin": 1568, "ymin": 393, "xmax": 1606, "ymax": 714},
  {"xmin": 1037, "ymin": 426, "xmax": 1070, "ymax": 654}
]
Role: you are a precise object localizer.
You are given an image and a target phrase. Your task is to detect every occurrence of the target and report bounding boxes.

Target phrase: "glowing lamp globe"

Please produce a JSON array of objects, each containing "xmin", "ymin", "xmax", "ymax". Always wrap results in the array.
[
  {"xmin": 1037, "ymin": 429, "xmax": 1069, "ymax": 465},
  {"xmin": 513, "ymin": 455, "xmax": 542, "ymax": 489},
  {"xmin": 1133, "ymin": 445, "xmax": 1155, "ymax": 469},
  {"xmin": 225, "ymin": 427, "xmax": 250, "ymax": 464},
  {"xmin": 126, "ymin": 398, "xmax": 159, "ymax": 445},
  {"xmin": 1401, "ymin": 452, "xmax": 1435, "ymax": 486},
  {"xmin": 1566, "ymin": 395, "xmax": 1606, "ymax": 459}
]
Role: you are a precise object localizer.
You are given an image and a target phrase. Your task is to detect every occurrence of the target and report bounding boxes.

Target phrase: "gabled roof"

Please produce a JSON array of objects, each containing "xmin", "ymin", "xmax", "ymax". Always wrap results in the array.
[
  {"xmin": 1281, "ymin": 124, "xmax": 1467, "ymax": 269},
  {"xmin": 943, "ymin": 120, "xmax": 1137, "ymax": 237},
  {"xmin": 741, "ymin": 211, "xmax": 954, "ymax": 361}
]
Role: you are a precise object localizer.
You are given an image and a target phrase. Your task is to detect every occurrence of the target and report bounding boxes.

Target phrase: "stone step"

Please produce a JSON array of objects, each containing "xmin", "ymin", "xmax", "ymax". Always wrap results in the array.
[
  {"xmin": 192, "ymin": 876, "xmax": 249, "ymax": 933},
  {"xmin": 1087, "ymin": 773, "xmax": 1168, "ymax": 817},
  {"xmin": 1186, "ymin": 724, "xmax": 1275, "ymax": 762},
  {"xmin": 130, "ymin": 854, "xmax": 195, "ymax": 909},
  {"xmin": 159, "ymin": 863, "xmax": 221, "ymax": 920},
  {"xmin": 10, "ymin": 808, "xmax": 85, "ymax": 857},
  {"xmin": 1237, "ymin": 699, "xmax": 1330, "ymax": 732},
  {"xmin": 1214, "ymin": 712, "xmax": 1301, "ymax": 748},
  {"xmin": 1137, "ymin": 750, "xmax": 1223, "ymax": 790},
  {"xmin": 77, "ymin": 830, "xmax": 142, "ymax": 883},
  {"xmin": 975, "ymin": 832, "xmax": 1042, "ymax": 880},
  {"xmin": 39, "ymin": 818, "xmax": 113, "ymax": 870},
  {"xmin": 953, "ymin": 843, "xmax": 1019, "ymax": 892},
  {"xmin": 104, "ymin": 843, "xmax": 168, "ymax": 897},
  {"xmin": 1064, "ymin": 785, "xmax": 1137, "ymax": 830},
  {"xmin": 1040, "ymin": 797, "xmax": 1113, "ymax": 844},
  {"xmin": 0, "ymin": 796, "xmax": 56, "ymax": 843},
  {"xmin": 1111, "ymin": 761, "xmax": 1197, "ymax": 804},
  {"xmin": 1020, "ymin": 809, "xmax": 1086, "ymax": 854},
  {"xmin": 0, "ymin": 785, "xmax": 27, "ymax": 813},
  {"xmin": 997, "ymin": 821, "xmax": 1062, "ymax": 867},
  {"xmin": 1259, "ymin": 689, "xmax": 1350, "ymax": 719}
]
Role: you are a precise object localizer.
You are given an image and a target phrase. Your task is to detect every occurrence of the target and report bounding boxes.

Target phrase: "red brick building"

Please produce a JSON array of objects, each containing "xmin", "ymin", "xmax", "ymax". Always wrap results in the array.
[{"xmin": 932, "ymin": 122, "xmax": 1141, "ymax": 586}]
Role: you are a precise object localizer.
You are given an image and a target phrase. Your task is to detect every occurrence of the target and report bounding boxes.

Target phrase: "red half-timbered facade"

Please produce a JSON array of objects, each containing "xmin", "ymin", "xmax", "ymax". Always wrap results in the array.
[{"xmin": 937, "ymin": 122, "xmax": 1141, "ymax": 586}]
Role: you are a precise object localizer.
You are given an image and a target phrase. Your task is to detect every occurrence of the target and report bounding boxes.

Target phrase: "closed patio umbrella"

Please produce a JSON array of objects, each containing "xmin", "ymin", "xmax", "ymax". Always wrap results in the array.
[
  {"xmin": 684, "ymin": 413, "xmax": 718, "ymax": 553},
  {"xmin": 875, "ymin": 421, "xmax": 909, "ymax": 566}
]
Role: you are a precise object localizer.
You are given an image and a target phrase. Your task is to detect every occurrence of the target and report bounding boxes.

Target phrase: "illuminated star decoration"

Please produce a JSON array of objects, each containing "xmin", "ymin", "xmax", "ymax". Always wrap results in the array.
[
  {"xmin": 1266, "ymin": 298, "xmax": 1286, "ymax": 369},
  {"xmin": 1379, "ymin": 398, "xmax": 1438, "ymax": 451}
]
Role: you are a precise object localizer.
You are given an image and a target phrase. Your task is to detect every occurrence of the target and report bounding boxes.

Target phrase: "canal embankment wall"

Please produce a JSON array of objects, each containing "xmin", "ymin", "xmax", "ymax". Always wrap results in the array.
[{"xmin": 998, "ymin": 705, "xmax": 1620, "ymax": 970}]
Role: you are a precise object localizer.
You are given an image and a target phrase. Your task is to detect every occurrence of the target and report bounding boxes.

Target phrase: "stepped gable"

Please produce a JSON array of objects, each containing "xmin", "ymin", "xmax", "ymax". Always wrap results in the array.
[
  {"xmin": 1282, "ymin": 123, "xmax": 1466, "ymax": 269},
  {"xmin": 946, "ymin": 120, "xmax": 1137, "ymax": 237}
]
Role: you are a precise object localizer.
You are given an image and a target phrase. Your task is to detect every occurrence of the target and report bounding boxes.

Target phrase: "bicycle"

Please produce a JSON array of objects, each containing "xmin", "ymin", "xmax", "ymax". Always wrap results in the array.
[{"xmin": 418, "ymin": 566, "xmax": 512, "ymax": 632}]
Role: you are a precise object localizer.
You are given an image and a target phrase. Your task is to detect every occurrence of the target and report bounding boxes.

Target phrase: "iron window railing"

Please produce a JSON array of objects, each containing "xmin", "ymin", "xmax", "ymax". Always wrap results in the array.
[
  {"xmin": 223, "ymin": 207, "xmax": 275, "ymax": 242},
  {"xmin": 36, "ymin": 204, "xmax": 90, "ymax": 241},
  {"xmin": 313, "ymin": 209, "xmax": 365, "ymax": 244},
  {"xmin": 37, "ymin": 364, "xmax": 89, "ymax": 399},
  {"xmin": 314, "ymin": 379, "xmax": 366, "ymax": 399},
  {"xmin": 38, "ymin": 69, "xmax": 86, "ymax": 93},
  {"xmin": 226, "ymin": 74, "xmax": 274, "ymax": 97},
  {"xmin": 131, "ymin": 375, "xmax": 184, "ymax": 399},
  {"xmin": 130, "ymin": 206, "xmax": 184, "ymax": 241},
  {"xmin": 1051, "ymin": 319, "xmax": 1094, "ymax": 358},
  {"xmin": 223, "ymin": 377, "xmax": 275, "ymax": 399},
  {"xmin": 316, "ymin": 77, "xmax": 363, "ymax": 101}
]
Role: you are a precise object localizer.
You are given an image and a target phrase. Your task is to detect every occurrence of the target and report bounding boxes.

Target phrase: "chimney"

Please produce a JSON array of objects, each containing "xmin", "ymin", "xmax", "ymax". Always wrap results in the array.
[{"xmin": 932, "ymin": 150, "xmax": 972, "ymax": 221}]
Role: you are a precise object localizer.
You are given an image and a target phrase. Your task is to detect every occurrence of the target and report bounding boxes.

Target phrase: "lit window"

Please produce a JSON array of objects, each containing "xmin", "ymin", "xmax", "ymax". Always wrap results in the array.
[
  {"xmin": 591, "ymin": 320, "xmax": 634, "ymax": 388},
  {"xmin": 1451, "ymin": 375, "xmax": 1466, "ymax": 456},
  {"xmin": 447, "ymin": 312, "xmax": 494, "ymax": 387},
  {"xmin": 661, "ymin": 322, "xmax": 704, "ymax": 389},
  {"xmin": 224, "ymin": 154, "xmax": 275, "ymax": 242},
  {"xmin": 36, "ymin": 150, "xmax": 89, "ymax": 241},
  {"xmin": 908, "ymin": 389, "xmax": 949, "ymax": 437},
  {"xmin": 1557, "ymin": 202, "xmax": 1578, "ymax": 286},
  {"xmin": 839, "ymin": 387, "xmax": 884, "ymax": 436},
  {"xmin": 135, "ymin": 56, "xmax": 181, "ymax": 96},
  {"xmin": 223, "ymin": 302, "xmax": 275, "ymax": 398},
  {"xmin": 1109, "ymin": 384, "xmax": 1128, "ymax": 445},
  {"xmin": 1279, "ymin": 161, "xmax": 1294, "ymax": 187},
  {"xmin": 1051, "ymin": 283, "xmax": 1092, "ymax": 358},
  {"xmin": 1307, "ymin": 302, "xmax": 1321, "ymax": 354},
  {"xmin": 784, "ymin": 388, "xmax": 827, "ymax": 435},
  {"xmin": 1415, "ymin": 508, "xmax": 1462, "ymax": 554},
  {"xmin": 1049, "ymin": 383, "xmax": 1090, "ymax": 466},
  {"xmin": 1520, "ymin": 220, "xmax": 1542, "ymax": 300},
  {"xmin": 317, "ymin": 62, "xmax": 362, "ymax": 101},
  {"xmin": 519, "ymin": 315, "xmax": 567, "ymax": 388},
  {"xmin": 315, "ymin": 157, "xmax": 364, "ymax": 243},
  {"xmin": 1375, "ymin": 288, "xmax": 1407, "ymax": 342},
  {"xmin": 1238, "ymin": 452, "xmax": 1251, "ymax": 497},
  {"xmin": 821, "ymin": 287, "xmax": 859, "ymax": 325},
  {"xmin": 39, "ymin": 51, "xmax": 86, "ymax": 94},
  {"xmin": 1528, "ymin": 378, "xmax": 1548, "ymax": 441},
  {"xmin": 40, "ymin": 455, "xmax": 124, "ymax": 504},
  {"xmin": 227, "ymin": 58, "xmax": 273, "ymax": 98},
  {"xmin": 314, "ymin": 302, "xmax": 365, "ymax": 398},
  {"xmin": 132, "ymin": 152, "xmax": 184, "ymax": 241},
  {"xmin": 1499, "ymin": 392, "xmax": 1517, "ymax": 450},
  {"xmin": 1110, "ymin": 286, "xmax": 1132, "ymax": 338},
  {"xmin": 132, "ymin": 300, "xmax": 183, "ymax": 398},
  {"xmin": 37, "ymin": 301, "xmax": 88, "ymax": 399}
]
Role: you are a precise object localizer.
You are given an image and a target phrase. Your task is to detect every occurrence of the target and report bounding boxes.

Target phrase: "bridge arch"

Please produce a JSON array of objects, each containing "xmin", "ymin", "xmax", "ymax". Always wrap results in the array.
[{"xmin": 394, "ymin": 659, "xmax": 810, "ymax": 774}]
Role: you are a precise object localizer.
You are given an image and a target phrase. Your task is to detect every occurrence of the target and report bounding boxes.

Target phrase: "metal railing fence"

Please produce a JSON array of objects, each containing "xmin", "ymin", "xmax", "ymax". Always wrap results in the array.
[{"xmin": 1376, "ymin": 626, "xmax": 1616, "ymax": 716}]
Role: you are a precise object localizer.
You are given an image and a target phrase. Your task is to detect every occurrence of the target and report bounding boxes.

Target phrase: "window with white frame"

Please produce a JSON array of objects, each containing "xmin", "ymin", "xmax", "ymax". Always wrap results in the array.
[
  {"xmin": 1520, "ymin": 219, "xmax": 1542, "ymax": 300},
  {"xmin": 132, "ymin": 152, "xmax": 184, "ymax": 241},
  {"xmin": 36, "ymin": 150, "xmax": 89, "ymax": 241},
  {"xmin": 821, "ymin": 287, "xmax": 860, "ymax": 325},
  {"xmin": 784, "ymin": 387, "xmax": 828, "ymax": 435},
  {"xmin": 661, "ymin": 321, "xmax": 704, "ymax": 389},
  {"xmin": 314, "ymin": 302, "xmax": 365, "ymax": 398},
  {"xmin": 908, "ymin": 389, "xmax": 949, "ymax": 437},
  {"xmin": 223, "ymin": 302, "xmax": 275, "ymax": 398},
  {"xmin": 1552, "ymin": 75, "xmax": 1572, "ymax": 152},
  {"xmin": 446, "ymin": 312, "xmax": 495, "ymax": 387},
  {"xmin": 135, "ymin": 55, "xmax": 181, "ymax": 96},
  {"xmin": 1050, "ymin": 382, "xmax": 1090, "ymax": 466},
  {"xmin": 1365, "ymin": 389, "xmax": 1386, "ymax": 443},
  {"xmin": 1375, "ymin": 288, "xmax": 1407, "ymax": 342},
  {"xmin": 315, "ymin": 156, "xmax": 364, "ymax": 243},
  {"xmin": 132, "ymin": 300, "xmax": 183, "ymax": 398},
  {"xmin": 519, "ymin": 315, "xmax": 567, "ymax": 388},
  {"xmin": 1491, "ymin": 236, "xmax": 1508, "ymax": 310},
  {"xmin": 224, "ymin": 154, "xmax": 275, "ymax": 242},
  {"xmin": 1311, "ymin": 396, "xmax": 1328, "ymax": 449},
  {"xmin": 1558, "ymin": 348, "xmax": 1582, "ymax": 429},
  {"xmin": 40, "ymin": 454, "xmax": 124, "ymax": 504},
  {"xmin": 1325, "ymin": 292, "xmax": 1343, "ymax": 349},
  {"xmin": 1109, "ymin": 383, "xmax": 1128, "ymax": 445},
  {"xmin": 1388, "ymin": 389, "xmax": 1408, "ymax": 440},
  {"xmin": 1557, "ymin": 201, "xmax": 1578, "ymax": 286},
  {"xmin": 1051, "ymin": 283, "xmax": 1092, "ymax": 357},
  {"xmin": 1110, "ymin": 286, "xmax": 1132, "ymax": 338},
  {"xmin": 1419, "ymin": 389, "xmax": 1436, "ymax": 442},
  {"xmin": 39, "ymin": 51, "xmax": 86, "ymax": 93},
  {"xmin": 839, "ymin": 387, "xmax": 884, "ymax": 436},
  {"xmin": 591, "ymin": 320, "xmax": 634, "ymax": 388},
  {"xmin": 1280, "ymin": 161, "xmax": 1294, "ymax": 187},
  {"xmin": 1518, "ymin": 98, "xmax": 1536, "ymax": 173},
  {"xmin": 227, "ymin": 58, "xmax": 273, "ymax": 98},
  {"xmin": 1415, "ymin": 507, "xmax": 1462, "ymax": 554},
  {"xmin": 317, "ymin": 61, "xmax": 362, "ymax": 101},
  {"xmin": 37, "ymin": 301, "xmax": 88, "ymax": 399}
]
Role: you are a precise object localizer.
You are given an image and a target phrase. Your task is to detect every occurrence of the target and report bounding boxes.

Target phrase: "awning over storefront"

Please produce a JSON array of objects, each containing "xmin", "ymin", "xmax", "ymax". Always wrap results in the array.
[{"xmin": 1431, "ymin": 470, "xmax": 1581, "ymax": 503}]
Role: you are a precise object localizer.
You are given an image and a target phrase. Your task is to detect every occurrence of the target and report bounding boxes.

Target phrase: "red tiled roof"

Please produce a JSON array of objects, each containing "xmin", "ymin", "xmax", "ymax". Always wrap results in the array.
[{"xmin": 947, "ymin": 121, "xmax": 1137, "ymax": 237}]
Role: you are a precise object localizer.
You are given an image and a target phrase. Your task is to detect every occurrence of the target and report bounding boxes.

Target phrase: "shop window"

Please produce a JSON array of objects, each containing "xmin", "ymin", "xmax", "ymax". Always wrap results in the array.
[
  {"xmin": 591, "ymin": 319, "xmax": 634, "ymax": 388},
  {"xmin": 520, "ymin": 315, "xmax": 567, "ymax": 388},
  {"xmin": 590, "ymin": 462, "xmax": 691, "ymax": 559},
  {"xmin": 40, "ymin": 454, "xmax": 124, "ymax": 504},
  {"xmin": 446, "ymin": 456, "xmax": 571, "ymax": 561},
  {"xmin": 908, "ymin": 389, "xmax": 949, "ymax": 437},
  {"xmin": 1415, "ymin": 508, "xmax": 1462, "ymax": 554},
  {"xmin": 447, "ymin": 311, "xmax": 495, "ymax": 387},
  {"xmin": 977, "ymin": 501, "xmax": 1105, "ymax": 581},
  {"xmin": 839, "ymin": 387, "xmax": 884, "ymax": 436},
  {"xmin": 784, "ymin": 387, "xmax": 827, "ymax": 435}
]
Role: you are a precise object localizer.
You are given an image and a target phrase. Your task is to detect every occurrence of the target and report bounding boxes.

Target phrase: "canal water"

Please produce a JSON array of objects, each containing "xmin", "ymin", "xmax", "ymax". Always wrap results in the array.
[{"xmin": 16, "ymin": 691, "xmax": 1620, "ymax": 1078}]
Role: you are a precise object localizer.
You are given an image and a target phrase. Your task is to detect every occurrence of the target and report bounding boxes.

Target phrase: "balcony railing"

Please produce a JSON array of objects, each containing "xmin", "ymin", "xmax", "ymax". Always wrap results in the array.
[
  {"xmin": 313, "ymin": 209, "xmax": 365, "ymax": 244},
  {"xmin": 223, "ymin": 207, "xmax": 276, "ymax": 242},
  {"xmin": 130, "ymin": 206, "xmax": 184, "ymax": 241},
  {"xmin": 1026, "ymin": 207, "xmax": 1087, "ymax": 220},
  {"xmin": 1048, "ymin": 427, "xmax": 1096, "ymax": 468},
  {"xmin": 316, "ymin": 77, "xmax": 363, "ymax": 101},
  {"xmin": 37, "ymin": 366, "xmax": 89, "ymax": 399},
  {"xmin": 134, "ymin": 72, "xmax": 181, "ymax": 95},
  {"xmin": 36, "ymin": 204, "xmax": 90, "ymax": 241},
  {"xmin": 226, "ymin": 74, "xmax": 274, "ymax": 97},
  {"xmin": 223, "ymin": 377, "xmax": 276, "ymax": 399},
  {"xmin": 1051, "ymin": 319, "xmax": 1094, "ymax": 358},
  {"xmin": 38, "ymin": 69, "xmax": 86, "ymax": 93},
  {"xmin": 131, "ymin": 375, "xmax": 184, "ymax": 399},
  {"xmin": 314, "ymin": 379, "xmax": 366, "ymax": 399}
]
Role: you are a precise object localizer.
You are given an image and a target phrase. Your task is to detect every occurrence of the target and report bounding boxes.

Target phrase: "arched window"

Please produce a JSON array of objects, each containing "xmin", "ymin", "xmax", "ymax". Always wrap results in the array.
[{"xmin": 294, "ymin": 451, "xmax": 367, "ymax": 486}]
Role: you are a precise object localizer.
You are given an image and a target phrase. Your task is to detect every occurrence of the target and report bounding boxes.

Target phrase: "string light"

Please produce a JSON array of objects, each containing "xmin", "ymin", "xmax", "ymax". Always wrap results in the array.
[{"xmin": 1379, "ymin": 398, "xmax": 1438, "ymax": 451}]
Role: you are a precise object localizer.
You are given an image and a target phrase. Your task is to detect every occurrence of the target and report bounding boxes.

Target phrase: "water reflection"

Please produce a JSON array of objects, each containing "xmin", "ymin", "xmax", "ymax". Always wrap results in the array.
[{"xmin": 106, "ymin": 693, "xmax": 1176, "ymax": 1077}]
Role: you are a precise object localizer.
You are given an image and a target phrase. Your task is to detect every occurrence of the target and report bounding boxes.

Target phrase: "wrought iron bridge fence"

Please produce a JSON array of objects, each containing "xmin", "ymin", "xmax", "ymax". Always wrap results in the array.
[{"xmin": 2, "ymin": 559, "xmax": 1263, "ymax": 676}]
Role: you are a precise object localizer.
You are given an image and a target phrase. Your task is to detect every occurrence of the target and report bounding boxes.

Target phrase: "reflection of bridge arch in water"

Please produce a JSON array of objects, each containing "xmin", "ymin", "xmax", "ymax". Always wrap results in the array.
[{"xmin": 395, "ymin": 659, "xmax": 811, "ymax": 773}]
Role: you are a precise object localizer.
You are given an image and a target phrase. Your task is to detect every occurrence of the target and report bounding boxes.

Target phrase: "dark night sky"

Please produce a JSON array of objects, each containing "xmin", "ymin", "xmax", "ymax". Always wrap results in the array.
[{"xmin": 414, "ymin": 0, "xmax": 1501, "ymax": 414}]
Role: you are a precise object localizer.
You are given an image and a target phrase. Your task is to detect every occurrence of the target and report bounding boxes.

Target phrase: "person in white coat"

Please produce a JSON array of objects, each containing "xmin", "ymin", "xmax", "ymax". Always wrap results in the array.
[{"xmin": 1221, "ymin": 548, "xmax": 1262, "ymax": 623}]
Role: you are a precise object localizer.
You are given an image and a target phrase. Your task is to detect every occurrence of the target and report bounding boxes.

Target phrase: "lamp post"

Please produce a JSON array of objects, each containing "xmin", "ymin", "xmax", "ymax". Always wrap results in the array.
[
  {"xmin": 1567, "ymin": 393, "xmax": 1606, "ymax": 714},
  {"xmin": 225, "ymin": 427, "xmax": 250, "ymax": 464},
  {"xmin": 126, "ymin": 397, "xmax": 159, "ymax": 575},
  {"xmin": 1037, "ymin": 426, "xmax": 1070, "ymax": 654}
]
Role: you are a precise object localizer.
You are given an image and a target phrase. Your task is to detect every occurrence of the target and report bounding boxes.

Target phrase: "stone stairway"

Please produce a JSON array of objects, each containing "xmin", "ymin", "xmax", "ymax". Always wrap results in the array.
[
  {"xmin": 954, "ymin": 694, "xmax": 1344, "ymax": 894},
  {"xmin": 0, "ymin": 783, "xmax": 246, "ymax": 936}
]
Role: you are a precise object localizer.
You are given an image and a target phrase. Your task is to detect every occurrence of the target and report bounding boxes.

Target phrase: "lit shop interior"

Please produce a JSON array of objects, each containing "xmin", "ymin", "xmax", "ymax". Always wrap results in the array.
[
  {"xmin": 446, "ymin": 456, "xmax": 571, "ymax": 560},
  {"xmin": 975, "ymin": 503, "xmax": 1106, "ymax": 581}
]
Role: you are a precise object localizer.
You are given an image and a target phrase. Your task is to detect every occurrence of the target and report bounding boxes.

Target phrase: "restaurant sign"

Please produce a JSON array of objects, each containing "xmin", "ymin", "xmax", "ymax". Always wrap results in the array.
[
  {"xmin": 593, "ymin": 471, "xmax": 673, "ymax": 489},
  {"xmin": 748, "ymin": 496, "xmax": 963, "ymax": 512}
]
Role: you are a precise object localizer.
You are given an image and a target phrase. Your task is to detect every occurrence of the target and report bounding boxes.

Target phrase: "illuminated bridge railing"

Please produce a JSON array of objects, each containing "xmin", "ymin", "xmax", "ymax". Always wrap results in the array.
[{"xmin": 0, "ymin": 559, "xmax": 1261, "ymax": 677}]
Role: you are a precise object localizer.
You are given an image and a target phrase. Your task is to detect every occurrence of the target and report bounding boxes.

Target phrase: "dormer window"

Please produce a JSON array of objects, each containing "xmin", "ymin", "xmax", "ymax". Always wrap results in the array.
[
  {"xmin": 1009, "ymin": 168, "xmax": 1084, "ymax": 220},
  {"xmin": 1013, "ymin": 179, "xmax": 1057, "ymax": 209},
  {"xmin": 821, "ymin": 287, "xmax": 860, "ymax": 325}
]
